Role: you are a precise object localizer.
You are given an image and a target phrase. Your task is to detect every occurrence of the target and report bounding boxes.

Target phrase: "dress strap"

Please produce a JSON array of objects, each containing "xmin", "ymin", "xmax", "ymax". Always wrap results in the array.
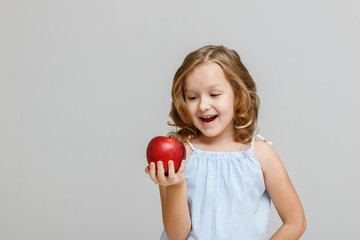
[
  {"xmin": 187, "ymin": 140, "xmax": 195, "ymax": 151},
  {"xmin": 251, "ymin": 134, "xmax": 273, "ymax": 149}
]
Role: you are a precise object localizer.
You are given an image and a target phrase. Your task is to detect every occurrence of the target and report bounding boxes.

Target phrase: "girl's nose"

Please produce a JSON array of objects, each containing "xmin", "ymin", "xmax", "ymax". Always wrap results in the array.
[{"xmin": 198, "ymin": 97, "xmax": 211, "ymax": 112}]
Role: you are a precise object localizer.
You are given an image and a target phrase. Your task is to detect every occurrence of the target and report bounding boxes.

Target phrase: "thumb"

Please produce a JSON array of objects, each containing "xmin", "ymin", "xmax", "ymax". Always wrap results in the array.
[{"xmin": 144, "ymin": 165, "xmax": 150, "ymax": 174}]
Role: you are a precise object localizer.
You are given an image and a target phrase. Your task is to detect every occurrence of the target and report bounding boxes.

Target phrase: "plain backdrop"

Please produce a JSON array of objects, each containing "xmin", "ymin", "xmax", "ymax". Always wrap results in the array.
[{"xmin": 1, "ymin": 0, "xmax": 359, "ymax": 239}]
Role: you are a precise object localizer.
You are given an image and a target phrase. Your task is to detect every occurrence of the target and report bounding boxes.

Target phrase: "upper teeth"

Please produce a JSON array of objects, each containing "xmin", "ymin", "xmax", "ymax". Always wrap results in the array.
[{"xmin": 203, "ymin": 116, "xmax": 214, "ymax": 119}]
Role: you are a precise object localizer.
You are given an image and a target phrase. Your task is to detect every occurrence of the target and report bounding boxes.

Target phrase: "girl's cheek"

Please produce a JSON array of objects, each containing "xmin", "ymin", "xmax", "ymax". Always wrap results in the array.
[
  {"xmin": 187, "ymin": 103, "xmax": 195, "ymax": 111},
  {"xmin": 191, "ymin": 106, "xmax": 198, "ymax": 115}
]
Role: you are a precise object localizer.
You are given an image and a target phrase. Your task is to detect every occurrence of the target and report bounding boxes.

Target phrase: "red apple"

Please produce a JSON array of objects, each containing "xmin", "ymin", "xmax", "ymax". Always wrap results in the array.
[{"xmin": 146, "ymin": 136, "xmax": 186, "ymax": 175}]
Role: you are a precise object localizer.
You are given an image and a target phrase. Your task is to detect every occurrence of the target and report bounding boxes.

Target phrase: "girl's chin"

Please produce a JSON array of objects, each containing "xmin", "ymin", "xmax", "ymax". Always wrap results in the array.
[
  {"xmin": 196, "ymin": 126, "xmax": 235, "ymax": 140},
  {"xmin": 198, "ymin": 130, "xmax": 220, "ymax": 138}
]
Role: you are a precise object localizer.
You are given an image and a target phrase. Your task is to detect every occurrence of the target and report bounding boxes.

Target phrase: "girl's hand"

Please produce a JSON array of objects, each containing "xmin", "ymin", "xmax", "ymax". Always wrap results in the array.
[{"xmin": 144, "ymin": 160, "xmax": 187, "ymax": 186}]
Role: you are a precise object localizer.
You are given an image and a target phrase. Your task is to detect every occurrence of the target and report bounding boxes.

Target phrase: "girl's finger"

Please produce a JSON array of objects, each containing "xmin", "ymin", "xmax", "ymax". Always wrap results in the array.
[
  {"xmin": 157, "ymin": 161, "xmax": 167, "ymax": 183},
  {"xmin": 167, "ymin": 160, "xmax": 175, "ymax": 180},
  {"xmin": 177, "ymin": 160, "xmax": 186, "ymax": 175},
  {"xmin": 149, "ymin": 162, "xmax": 160, "ymax": 184},
  {"xmin": 144, "ymin": 165, "xmax": 150, "ymax": 174}
]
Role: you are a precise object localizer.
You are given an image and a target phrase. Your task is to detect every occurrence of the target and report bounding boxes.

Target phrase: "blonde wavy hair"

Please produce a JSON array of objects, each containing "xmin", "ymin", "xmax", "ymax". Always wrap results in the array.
[{"xmin": 168, "ymin": 45, "xmax": 260, "ymax": 144}]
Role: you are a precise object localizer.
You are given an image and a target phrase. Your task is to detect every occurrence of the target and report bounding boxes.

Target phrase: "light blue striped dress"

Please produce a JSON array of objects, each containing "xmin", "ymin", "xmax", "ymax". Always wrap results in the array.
[{"xmin": 160, "ymin": 135, "xmax": 271, "ymax": 240}]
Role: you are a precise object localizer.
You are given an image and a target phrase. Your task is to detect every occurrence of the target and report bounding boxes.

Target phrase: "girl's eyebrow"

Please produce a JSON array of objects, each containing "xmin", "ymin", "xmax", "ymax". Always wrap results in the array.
[
  {"xmin": 184, "ymin": 88, "xmax": 192, "ymax": 92},
  {"xmin": 207, "ymin": 84, "xmax": 223, "ymax": 90},
  {"xmin": 184, "ymin": 84, "xmax": 223, "ymax": 92}
]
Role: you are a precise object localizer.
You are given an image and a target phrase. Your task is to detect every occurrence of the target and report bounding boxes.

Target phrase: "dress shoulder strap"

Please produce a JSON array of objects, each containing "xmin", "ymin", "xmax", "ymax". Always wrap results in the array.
[
  {"xmin": 187, "ymin": 140, "xmax": 195, "ymax": 151},
  {"xmin": 251, "ymin": 134, "xmax": 273, "ymax": 149}
]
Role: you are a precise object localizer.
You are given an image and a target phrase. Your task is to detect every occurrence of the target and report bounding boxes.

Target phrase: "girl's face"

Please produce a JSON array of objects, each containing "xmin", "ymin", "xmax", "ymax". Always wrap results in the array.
[{"xmin": 184, "ymin": 62, "xmax": 235, "ymax": 141}]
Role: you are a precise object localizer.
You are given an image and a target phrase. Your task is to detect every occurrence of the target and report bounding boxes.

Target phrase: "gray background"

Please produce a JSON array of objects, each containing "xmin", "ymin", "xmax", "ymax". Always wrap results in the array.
[{"xmin": 1, "ymin": 0, "xmax": 359, "ymax": 239}]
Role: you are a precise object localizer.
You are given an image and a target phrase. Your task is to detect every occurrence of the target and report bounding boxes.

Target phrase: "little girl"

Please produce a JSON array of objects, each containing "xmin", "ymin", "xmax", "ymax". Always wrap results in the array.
[{"xmin": 145, "ymin": 45, "xmax": 306, "ymax": 240}]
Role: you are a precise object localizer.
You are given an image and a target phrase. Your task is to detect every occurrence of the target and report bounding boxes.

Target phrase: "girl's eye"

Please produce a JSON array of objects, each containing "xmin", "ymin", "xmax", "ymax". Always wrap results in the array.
[
  {"xmin": 210, "ymin": 94, "xmax": 220, "ymax": 97},
  {"xmin": 188, "ymin": 96, "xmax": 197, "ymax": 101}
]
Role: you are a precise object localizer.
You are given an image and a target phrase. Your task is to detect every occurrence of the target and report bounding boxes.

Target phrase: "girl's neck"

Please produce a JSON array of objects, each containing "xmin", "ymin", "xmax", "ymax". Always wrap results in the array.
[
  {"xmin": 191, "ymin": 133, "xmax": 250, "ymax": 152},
  {"xmin": 190, "ymin": 135, "xmax": 250, "ymax": 152},
  {"xmin": 195, "ymin": 134, "xmax": 235, "ymax": 145}
]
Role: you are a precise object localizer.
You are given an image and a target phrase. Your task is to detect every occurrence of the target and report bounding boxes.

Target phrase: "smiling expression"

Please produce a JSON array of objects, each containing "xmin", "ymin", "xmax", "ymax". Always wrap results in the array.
[{"xmin": 184, "ymin": 62, "xmax": 235, "ymax": 141}]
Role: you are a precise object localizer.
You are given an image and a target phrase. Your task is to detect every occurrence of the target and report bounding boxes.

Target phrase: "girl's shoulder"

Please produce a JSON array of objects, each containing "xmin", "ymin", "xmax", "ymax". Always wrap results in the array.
[
  {"xmin": 252, "ymin": 138, "xmax": 282, "ymax": 177},
  {"xmin": 183, "ymin": 142, "xmax": 193, "ymax": 161}
]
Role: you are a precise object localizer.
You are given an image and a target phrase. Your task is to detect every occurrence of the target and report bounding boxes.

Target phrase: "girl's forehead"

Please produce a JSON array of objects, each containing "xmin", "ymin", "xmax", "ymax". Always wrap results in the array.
[
  {"xmin": 184, "ymin": 62, "xmax": 230, "ymax": 91},
  {"xmin": 188, "ymin": 62, "xmax": 224, "ymax": 78}
]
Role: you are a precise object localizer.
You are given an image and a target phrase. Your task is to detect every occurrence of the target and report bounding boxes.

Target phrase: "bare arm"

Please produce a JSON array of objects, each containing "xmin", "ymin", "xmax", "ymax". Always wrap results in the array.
[
  {"xmin": 159, "ymin": 182, "xmax": 191, "ymax": 240},
  {"xmin": 254, "ymin": 140, "xmax": 307, "ymax": 239},
  {"xmin": 145, "ymin": 144, "xmax": 192, "ymax": 240}
]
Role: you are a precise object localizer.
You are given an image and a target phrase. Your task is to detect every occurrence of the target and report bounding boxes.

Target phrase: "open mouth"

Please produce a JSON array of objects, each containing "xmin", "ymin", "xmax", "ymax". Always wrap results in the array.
[{"xmin": 200, "ymin": 115, "xmax": 217, "ymax": 122}]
